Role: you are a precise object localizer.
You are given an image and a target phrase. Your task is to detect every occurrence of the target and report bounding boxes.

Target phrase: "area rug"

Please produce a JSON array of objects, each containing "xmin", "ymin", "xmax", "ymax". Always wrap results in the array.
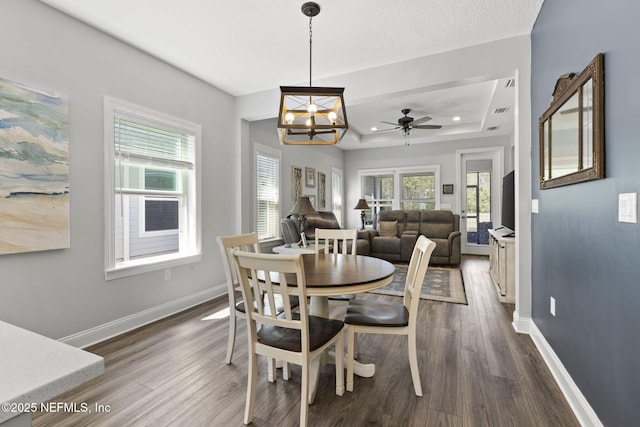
[{"xmin": 368, "ymin": 264, "xmax": 467, "ymax": 305}]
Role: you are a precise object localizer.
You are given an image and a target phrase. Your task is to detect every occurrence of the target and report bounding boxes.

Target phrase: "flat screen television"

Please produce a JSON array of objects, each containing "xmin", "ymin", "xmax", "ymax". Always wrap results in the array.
[{"xmin": 501, "ymin": 170, "xmax": 515, "ymax": 233}]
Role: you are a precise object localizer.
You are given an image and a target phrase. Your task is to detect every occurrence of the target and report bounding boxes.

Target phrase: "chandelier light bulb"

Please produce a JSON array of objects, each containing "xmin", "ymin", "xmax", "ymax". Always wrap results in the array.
[
  {"xmin": 306, "ymin": 118, "xmax": 312, "ymax": 126},
  {"xmin": 328, "ymin": 111, "xmax": 337, "ymax": 124},
  {"xmin": 285, "ymin": 112, "xmax": 295, "ymax": 124},
  {"xmin": 307, "ymin": 103, "xmax": 317, "ymax": 114}
]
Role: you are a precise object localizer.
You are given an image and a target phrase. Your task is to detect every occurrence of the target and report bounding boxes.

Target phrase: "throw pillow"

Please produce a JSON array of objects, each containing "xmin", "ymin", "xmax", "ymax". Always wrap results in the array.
[{"xmin": 379, "ymin": 220, "xmax": 398, "ymax": 238}]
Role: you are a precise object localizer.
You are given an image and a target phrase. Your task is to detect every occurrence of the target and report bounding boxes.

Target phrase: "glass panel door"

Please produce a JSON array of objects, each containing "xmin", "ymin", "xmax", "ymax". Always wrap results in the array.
[{"xmin": 460, "ymin": 151, "xmax": 501, "ymax": 255}]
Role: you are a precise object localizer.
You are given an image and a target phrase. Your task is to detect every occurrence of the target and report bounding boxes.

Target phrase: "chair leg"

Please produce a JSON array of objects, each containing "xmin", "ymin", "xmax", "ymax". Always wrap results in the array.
[
  {"xmin": 408, "ymin": 330, "xmax": 423, "ymax": 396},
  {"xmin": 335, "ymin": 333, "xmax": 344, "ymax": 396},
  {"xmin": 244, "ymin": 352, "xmax": 258, "ymax": 425},
  {"xmin": 346, "ymin": 326, "xmax": 356, "ymax": 392},
  {"xmin": 353, "ymin": 333, "xmax": 359, "ymax": 359},
  {"xmin": 267, "ymin": 357, "xmax": 276, "ymax": 383},
  {"xmin": 283, "ymin": 361, "xmax": 290, "ymax": 381},
  {"xmin": 300, "ymin": 362, "xmax": 309, "ymax": 427},
  {"xmin": 225, "ymin": 308, "xmax": 237, "ymax": 364}
]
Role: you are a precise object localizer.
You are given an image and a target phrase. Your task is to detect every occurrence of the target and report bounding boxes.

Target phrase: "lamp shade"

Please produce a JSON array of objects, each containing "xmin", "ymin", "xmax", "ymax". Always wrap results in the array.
[
  {"xmin": 354, "ymin": 199, "xmax": 370, "ymax": 210},
  {"xmin": 290, "ymin": 196, "xmax": 317, "ymax": 216}
]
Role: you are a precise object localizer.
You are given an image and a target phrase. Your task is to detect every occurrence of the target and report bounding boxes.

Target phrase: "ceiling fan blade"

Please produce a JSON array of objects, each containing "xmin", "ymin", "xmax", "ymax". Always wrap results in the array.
[
  {"xmin": 373, "ymin": 127, "xmax": 400, "ymax": 133},
  {"xmin": 410, "ymin": 116, "xmax": 432, "ymax": 125},
  {"xmin": 412, "ymin": 124, "xmax": 442, "ymax": 130},
  {"xmin": 380, "ymin": 121, "xmax": 399, "ymax": 126}
]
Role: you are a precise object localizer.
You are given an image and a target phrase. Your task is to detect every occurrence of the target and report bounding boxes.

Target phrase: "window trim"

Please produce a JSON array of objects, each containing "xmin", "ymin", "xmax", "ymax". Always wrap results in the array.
[
  {"xmin": 254, "ymin": 143, "xmax": 282, "ymax": 242},
  {"xmin": 331, "ymin": 167, "xmax": 343, "ymax": 226},
  {"xmin": 358, "ymin": 165, "xmax": 441, "ymax": 211},
  {"xmin": 104, "ymin": 96, "xmax": 202, "ymax": 280}
]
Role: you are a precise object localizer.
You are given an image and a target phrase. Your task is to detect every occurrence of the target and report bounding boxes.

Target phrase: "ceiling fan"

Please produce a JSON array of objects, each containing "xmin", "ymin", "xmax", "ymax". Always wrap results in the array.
[{"xmin": 377, "ymin": 108, "xmax": 442, "ymax": 136}]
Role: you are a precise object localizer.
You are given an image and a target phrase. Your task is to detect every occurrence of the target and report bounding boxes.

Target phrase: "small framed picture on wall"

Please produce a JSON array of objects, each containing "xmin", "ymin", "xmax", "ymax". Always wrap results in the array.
[
  {"xmin": 442, "ymin": 184, "xmax": 454, "ymax": 194},
  {"xmin": 305, "ymin": 167, "xmax": 316, "ymax": 188}
]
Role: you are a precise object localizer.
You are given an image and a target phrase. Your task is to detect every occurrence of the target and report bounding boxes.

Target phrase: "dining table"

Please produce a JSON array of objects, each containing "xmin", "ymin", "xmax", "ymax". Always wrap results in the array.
[{"xmin": 272, "ymin": 252, "xmax": 396, "ymax": 403}]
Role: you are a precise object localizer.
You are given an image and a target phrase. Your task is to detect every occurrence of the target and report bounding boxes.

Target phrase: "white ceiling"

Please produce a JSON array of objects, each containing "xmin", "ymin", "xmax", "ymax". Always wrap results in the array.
[{"xmin": 39, "ymin": 0, "xmax": 543, "ymax": 149}]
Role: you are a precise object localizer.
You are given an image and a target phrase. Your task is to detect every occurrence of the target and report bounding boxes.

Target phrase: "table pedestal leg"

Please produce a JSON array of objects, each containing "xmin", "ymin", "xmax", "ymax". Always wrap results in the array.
[{"xmin": 307, "ymin": 296, "xmax": 376, "ymax": 403}]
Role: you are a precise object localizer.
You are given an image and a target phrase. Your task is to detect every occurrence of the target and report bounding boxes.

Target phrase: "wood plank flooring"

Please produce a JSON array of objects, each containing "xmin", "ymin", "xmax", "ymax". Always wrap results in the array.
[{"xmin": 32, "ymin": 256, "xmax": 579, "ymax": 426}]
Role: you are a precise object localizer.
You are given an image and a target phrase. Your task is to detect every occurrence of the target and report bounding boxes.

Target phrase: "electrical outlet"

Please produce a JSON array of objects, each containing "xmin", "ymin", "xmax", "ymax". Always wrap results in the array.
[
  {"xmin": 164, "ymin": 269, "xmax": 171, "ymax": 281},
  {"xmin": 550, "ymin": 297, "xmax": 556, "ymax": 316}
]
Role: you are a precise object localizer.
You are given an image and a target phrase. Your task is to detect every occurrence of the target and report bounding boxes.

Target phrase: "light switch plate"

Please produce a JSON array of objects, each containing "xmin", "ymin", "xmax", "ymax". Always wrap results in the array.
[
  {"xmin": 532, "ymin": 199, "xmax": 539, "ymax": 213},
  {"xmin": 618, "ymin": 193, "xmax": 637, "ymax": 223}
]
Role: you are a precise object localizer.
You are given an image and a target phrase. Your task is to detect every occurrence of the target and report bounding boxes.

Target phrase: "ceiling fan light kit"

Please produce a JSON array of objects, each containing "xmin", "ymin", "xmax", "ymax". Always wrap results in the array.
[{"xmin": 277, "ymin": 2, "xmax": 348, "ymax": 145}]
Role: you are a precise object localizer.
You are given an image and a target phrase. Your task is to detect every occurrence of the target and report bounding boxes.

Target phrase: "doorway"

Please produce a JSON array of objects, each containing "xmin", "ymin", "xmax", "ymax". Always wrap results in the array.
[{"xmin": 457, "ymin": 148, "xmax": 503, "ymax": 255}]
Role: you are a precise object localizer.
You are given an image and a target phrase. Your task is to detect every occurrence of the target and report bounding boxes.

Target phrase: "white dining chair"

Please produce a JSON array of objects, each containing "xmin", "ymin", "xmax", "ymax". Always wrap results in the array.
[
  {"xmin": 344, "ymin": 235, "xmax": 436, "ymax": 396},
  {"xmin": 216, "ymin": 232, "xmax": 297, "ymax": 381},
  {"xmin": 232, "ymin": 250, "xmax": 345, "ymax": 427},
  {"xmin": 315, "ymin": 228, "xmax": 359, "ymax": 307}
]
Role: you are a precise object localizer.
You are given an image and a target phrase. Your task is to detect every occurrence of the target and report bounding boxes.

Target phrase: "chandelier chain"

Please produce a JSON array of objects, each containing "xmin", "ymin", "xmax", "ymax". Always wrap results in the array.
[{"xmin": 309, "ymin": 15, "xmax": 313, "ymax": 87}]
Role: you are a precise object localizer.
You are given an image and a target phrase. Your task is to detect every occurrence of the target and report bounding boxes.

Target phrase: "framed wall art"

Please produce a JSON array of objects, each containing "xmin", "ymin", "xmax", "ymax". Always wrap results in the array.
[
  {"xmin": 0, "ymin": 77, "xmax": 70, "ymax": 255},
  {"xmin": 292, "ymin": 165, "xmax": 302, "ymax": 207},
  {"xmin": 317, "ymin": 172, "xmax": 326, "ymax": 209},
  {"xmin": 305, "ymin": 167, "xmax": 316, "ymax": 188},
  {"xmin": 442, "ymin": 184, "xmax": 454, "ymax": 194}
]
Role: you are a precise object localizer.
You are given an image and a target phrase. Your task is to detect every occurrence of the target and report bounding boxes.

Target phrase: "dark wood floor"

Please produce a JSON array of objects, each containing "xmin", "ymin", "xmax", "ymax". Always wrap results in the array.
[{"xmin": 33, "ymin": 256, "xmax": 578, "ymax": 426}]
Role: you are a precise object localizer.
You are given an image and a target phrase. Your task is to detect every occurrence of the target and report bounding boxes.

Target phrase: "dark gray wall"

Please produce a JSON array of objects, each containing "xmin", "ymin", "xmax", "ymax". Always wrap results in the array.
[{"xmin": 531, "ymin": 1, "xmax": 640, "ymax": 425}]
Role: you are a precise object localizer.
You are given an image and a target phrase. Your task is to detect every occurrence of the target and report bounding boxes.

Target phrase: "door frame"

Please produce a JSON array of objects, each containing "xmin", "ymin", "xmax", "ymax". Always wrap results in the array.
[{"xmin": 456, "ymin": 147, "xmax": 504, "ymax": 255}]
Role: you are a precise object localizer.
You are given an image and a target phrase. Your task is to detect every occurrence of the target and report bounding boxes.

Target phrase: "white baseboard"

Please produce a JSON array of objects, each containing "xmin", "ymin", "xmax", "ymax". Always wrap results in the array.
[
  {"xmin": 59, "ymin": 284, "xmax": 226, "ymax": 349},
  {"xmin": 519, "ymin": 317, "xmax": 603, "ymax": 427},
  {"xmin": 511, "ymin": 309, "xmax": 531, "ymax": 334}
]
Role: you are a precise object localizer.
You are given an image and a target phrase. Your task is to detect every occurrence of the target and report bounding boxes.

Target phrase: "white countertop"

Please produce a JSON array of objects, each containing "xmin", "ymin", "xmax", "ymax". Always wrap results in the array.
[{"xmin": 0, "ymin": 321, "xmax": 104, "ymax": 423}]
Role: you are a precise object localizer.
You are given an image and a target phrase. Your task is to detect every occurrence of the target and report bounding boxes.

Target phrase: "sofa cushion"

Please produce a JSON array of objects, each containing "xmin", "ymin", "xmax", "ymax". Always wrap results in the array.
[
  {"xmin": 372, "ymin": 236, "xmax": 401, "ymax": 254},
  {"xmin": 419, "ymin": 210, "xmax": 454, "ymax": 239},
  {"xmin": 379, "ymin": 220, "xmax": 398, "ymax": 238},
  {"xmin": 378, "ymin": 210, "xmax": 407, "ymax": 234}
]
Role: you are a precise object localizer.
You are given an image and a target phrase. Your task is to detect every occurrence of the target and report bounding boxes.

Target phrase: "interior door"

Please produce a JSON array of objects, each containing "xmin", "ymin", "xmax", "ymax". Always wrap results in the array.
[{"xmin": 459, "ymin": 150, "xmax": 502, "ymax": 255}]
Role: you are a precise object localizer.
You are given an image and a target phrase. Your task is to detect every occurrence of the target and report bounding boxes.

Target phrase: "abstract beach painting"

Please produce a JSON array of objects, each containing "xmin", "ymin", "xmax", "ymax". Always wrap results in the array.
[{"xmin": 0, "ymin": 77, "xmax": 69, "ymax": 255}]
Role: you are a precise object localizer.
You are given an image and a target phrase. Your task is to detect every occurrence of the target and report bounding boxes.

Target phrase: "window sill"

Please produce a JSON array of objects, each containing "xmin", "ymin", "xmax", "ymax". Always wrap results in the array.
[{"xmin": 105, "ymin": 252, "xmax": 202, "ymax": 281}]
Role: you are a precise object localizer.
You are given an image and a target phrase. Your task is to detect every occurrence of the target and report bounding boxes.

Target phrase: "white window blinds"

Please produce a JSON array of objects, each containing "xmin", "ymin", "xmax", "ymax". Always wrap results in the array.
[
  {"xmin": 256, "ymin": 150, "xmax": 280, "ymax": 240},
  {"xmin": 114, "ymin": 114, "xmax": 194, "ymax": 178}
]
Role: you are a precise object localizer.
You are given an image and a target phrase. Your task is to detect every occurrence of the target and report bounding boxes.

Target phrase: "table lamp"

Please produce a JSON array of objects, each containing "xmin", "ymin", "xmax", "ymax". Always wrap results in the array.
[
  {"xmin": 354, "ymin": 198, "xmax": 370, "ymax": 230},
  {"xmin": 290, "ymin": 196, "xmax": 317, "ymax": 246}
]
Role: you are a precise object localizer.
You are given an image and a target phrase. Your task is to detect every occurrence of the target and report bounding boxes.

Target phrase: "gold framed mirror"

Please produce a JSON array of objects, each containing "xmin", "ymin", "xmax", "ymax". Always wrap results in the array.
[{"xmin": 539, "ymin": 53, "xmax": 604, "ymax": 189}]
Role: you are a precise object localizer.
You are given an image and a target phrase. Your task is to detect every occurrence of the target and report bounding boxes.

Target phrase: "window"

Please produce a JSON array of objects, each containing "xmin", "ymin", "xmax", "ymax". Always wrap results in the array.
[
  {"xmin": 255, "ymin": 144, "xmax": 281, "ymax": 240},
  {"xmin": 104, "ymin": 97, "xmax": 201, "ymax": 279},
  {"xmin": 331, "ymin": 167, "xmax": 343, "ymax": 226},
  {"xmin": 361, "ymin": 174, "xmax": 394, "ymax": 226},
  {"xmin": 401, "ymin": 172, "xmax": 436, "ymax": 210},
  {"xmin": 360, "ymin": 166, "xmax": 440, "ymax": 226}
]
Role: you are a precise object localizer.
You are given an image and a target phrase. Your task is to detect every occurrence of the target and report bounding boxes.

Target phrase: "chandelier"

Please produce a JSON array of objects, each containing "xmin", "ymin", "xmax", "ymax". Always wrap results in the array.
[{"xmin": 277, "ymin": 2, "xmax": 348, "ymax": 145}]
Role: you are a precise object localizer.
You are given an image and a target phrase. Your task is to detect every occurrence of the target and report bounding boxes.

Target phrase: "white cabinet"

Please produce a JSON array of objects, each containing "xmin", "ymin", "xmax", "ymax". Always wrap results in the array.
[{"xmin": 488, "ymin": 229, "xmax": 515, "ymax": 303}]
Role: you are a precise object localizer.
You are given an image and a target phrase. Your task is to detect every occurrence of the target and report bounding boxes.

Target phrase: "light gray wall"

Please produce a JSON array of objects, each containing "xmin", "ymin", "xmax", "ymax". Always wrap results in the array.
[
  {"xmin": 531, "ymin": 1, "xmax": 640, "ymax": 425},
  {"xmin": 237, "ymin": 35, "xmax": 533, "ymax": 321},
  {"xmin": 1, "ymin": 0, "xmax": 233, "ymax": 340},
  {"xmin": 343, "ymin": 136, "xmax": 513, "ymax": 230},
  {"xmin": 248, "ymin": 118, "xmax": 344, "ymax": 228}
]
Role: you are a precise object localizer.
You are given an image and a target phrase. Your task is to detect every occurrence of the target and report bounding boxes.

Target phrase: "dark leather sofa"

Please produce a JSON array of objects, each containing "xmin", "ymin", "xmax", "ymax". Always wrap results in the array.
[
  {"xmin": 280, "ymin": 211, "xmax": 371, "ymax": 255},
  {"xmin": 370, "ymin": 209, "xmax": 461, "ymax": 265}
]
